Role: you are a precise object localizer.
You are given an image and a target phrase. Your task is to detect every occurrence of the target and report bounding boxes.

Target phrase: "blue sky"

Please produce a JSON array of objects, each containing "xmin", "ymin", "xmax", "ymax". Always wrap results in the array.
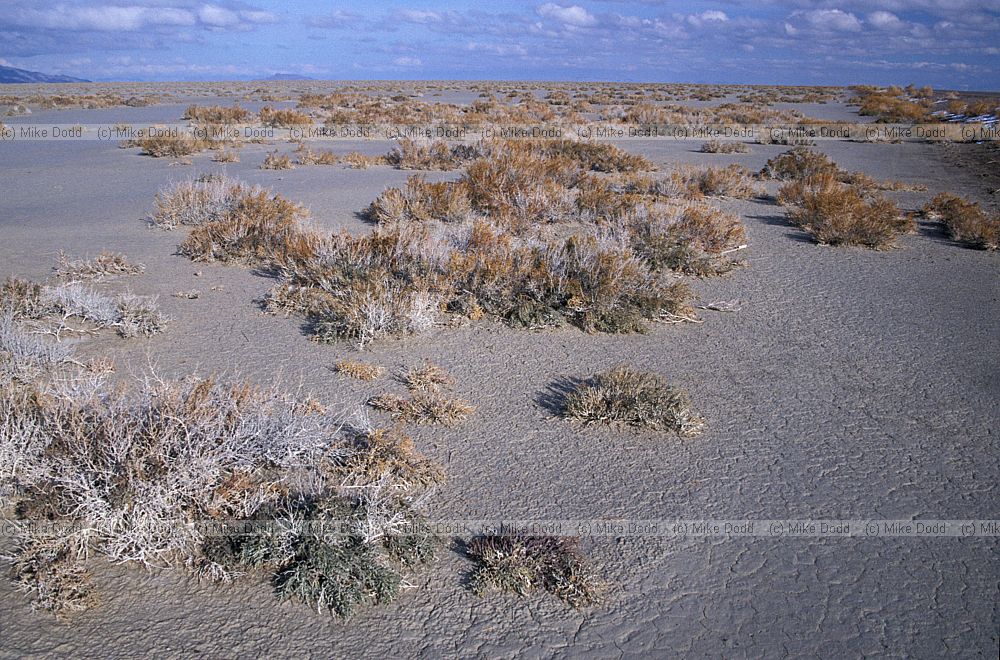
[{"xmin": 1, "ymin": 1, "xmax": 998, "ymax": 88}]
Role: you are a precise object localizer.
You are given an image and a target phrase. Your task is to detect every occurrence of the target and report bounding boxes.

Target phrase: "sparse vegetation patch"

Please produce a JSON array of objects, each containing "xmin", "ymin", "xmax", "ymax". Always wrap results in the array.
[
  {"xmin": 467, "ymin": 535, "xmax": 603, "ymax": 607},
  {"xmin": 922, "ymin": 193, "xmax": 999, "ymax": 251},
  {"xmin": 561, "ymin": 366, "xmax": 704, "ymax": 436}
]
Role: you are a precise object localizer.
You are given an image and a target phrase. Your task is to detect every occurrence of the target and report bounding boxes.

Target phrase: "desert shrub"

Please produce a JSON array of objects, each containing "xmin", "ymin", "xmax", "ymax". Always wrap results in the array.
[
  {"xmin": 341, "ymin": 152, "xmax": 386, "ymax": 169},
  {"xmin": 1, "ymin": 277, "xmax": 47, "ymax": 319},
  {"xmin": 2, "ymin": 369, "xmax": 442, "ymax": 616},
  {"xmin": 679, "ymin": 164, "xmax": 762, "ymax": 199},
  {"xmin": 854, "ymin": 88, "xmax": 932, "ymax": 123},
  {"xmin": 137, "ymin": 133, "xmax": 209, "ymax": 158},
  {"xmin": 0, "ymin": 314, "xmax": 75, "ymax": 383},
  {"xmin": 157, "ymin": 139, "xmax": 739, "ymax": 345},
  {"xmin": 761, "ymin": 146, "xmax": 838, "ymax": 181},
  {"xmin": 41, "ymin": 283, "xmax": 167, "ymax": 338},
  {"xmin": 343, "ymin": 427, "xmax": 445, "ymax": 488},
  {"xmin": 922, "ymin": 193, "xmax": 999, "ymax": 250},
  {"xmin": 561, "ymin": 366, "xmax": 704, "ymax": 436},
  {"xmin": 402, "ymin": 363, "xmax": 452, "ymax": 392},
  {"xmin": 366, "ymin": 176, "xmax": 473, "ymax": 224},
  {"xmin": 150, "ymin": 176, "xmax": 246, "ymax": 228},
  {"xmin": 535, "ymin": 139, "xmax": 653, "ymax": 173},
  {"xmin": 178, "ymin": 188, "xmax": 313, "ymax": 265},
  {"xmin": 261, "ymin": 151, "xmax": 294, "ymax": 170},
  {"xmin": 212, "ymin": 148, "xmax": 240, "ymax": 163},
  {"xmin": 385, "ymin": 139, "xmax": 482, "ymax": 170},
  {"xmin": 1, "ymin": 274, "xmax": 166, "ymax": 340},
  {"xmin": 700, "ymin": 140, "xmax": 750, "ymax": 154},
  {"xmin": 335, "ymin": 360, "xmax": 385, "ymax": 381},
  {"xmin": 784, "ymin": 183, "xmax": 911, "ymax": 249},
  {"xmin": 259, "ymin": 106, "xmax": 312, "ymax": 128},
  {"xmin": 53, "ymin": 251, "xmax": 144, "ymax": 281},
  {"xmin": 295, "ymin": 144, "xmax": 339, "ymax": 165},
  {"xmin": 624, "ymin": 205, "xmax": 746, "ymax": 276},
  {"xmin": 467, "ymin": 535, "xmax": 602, "ymax": 607},
  {"xmin": 183, "ymin": 104, "xmax": 252, "ymax": 124},
  {"xmin": 368, "ymin": 392, "xmax": 474, "ymax": 426}
]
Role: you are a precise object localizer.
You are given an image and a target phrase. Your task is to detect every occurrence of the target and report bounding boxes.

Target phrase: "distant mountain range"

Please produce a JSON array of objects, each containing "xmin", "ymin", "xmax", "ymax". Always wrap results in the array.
[
  {"xmin": 264, "ymin": 73, "xmax": 315, "ymax": 81},
  {"xmin": 0, "ymin": 65, "xmax": 90, "ymax": 84}
]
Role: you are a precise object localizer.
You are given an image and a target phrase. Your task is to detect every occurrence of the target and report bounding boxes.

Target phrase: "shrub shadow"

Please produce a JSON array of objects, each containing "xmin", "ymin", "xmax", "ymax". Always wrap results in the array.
[{"xmin": 535, "ymin": 376, "xmax": 586, "ymax": 416}]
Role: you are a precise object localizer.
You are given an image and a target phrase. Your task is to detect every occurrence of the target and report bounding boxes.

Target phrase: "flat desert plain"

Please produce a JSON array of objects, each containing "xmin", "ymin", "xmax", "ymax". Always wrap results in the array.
[{"xmin": 0, "ymin": 82, "xmax": 997, "ymax": 657}]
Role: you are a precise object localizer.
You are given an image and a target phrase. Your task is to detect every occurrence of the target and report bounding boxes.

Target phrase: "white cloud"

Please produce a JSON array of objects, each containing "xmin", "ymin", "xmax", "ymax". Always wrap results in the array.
[
  {"xmin": 537, "ymin": 4, "xmax": 597, "ymax": 28},
  {"xmin": 306, "ymin": 9, "xmax": 361, "ymax": 29},
  {"xmin": 690, "ymin": 10, "xmax": 728, "ymax": 24},
  {"xmin": 7, "ymin": 3, "xmax": 272, "ymax": 32},
  {"xmin": 393, "ymin": 56, "xmax": 422, "ymax": 66},
  {"xmin": 198, "ymin": 5, "xmax": 239, "ymax": 27},
  {"xmin": 396, "ymin": 10, "xmax": 442, "ymax": 24},
  {"xmin": 868, "ymin": 11, "xmax": 903, "ymax": 30},
  {"xmin": 799, "ymin": 9, "xmax": 863, "ymax": 33}
]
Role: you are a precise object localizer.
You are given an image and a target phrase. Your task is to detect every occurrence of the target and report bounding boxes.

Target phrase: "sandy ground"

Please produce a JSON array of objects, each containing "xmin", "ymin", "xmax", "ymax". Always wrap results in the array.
[{"xmin": 0, "ymin": 94, "xmax": 998, "ymax": 658}]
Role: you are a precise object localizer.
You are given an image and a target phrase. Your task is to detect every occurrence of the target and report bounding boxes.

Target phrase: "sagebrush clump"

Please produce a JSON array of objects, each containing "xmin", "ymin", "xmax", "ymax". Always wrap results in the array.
[
  {"xmin": 781, "ymin": 175, "xmax": 912, "ymax": 249},
  {"xmin": 922, "ymin": 193, "xmax": 999, "ymax": 251},
  {"xmin": 561, "ymin": 366, "xmax": 704, "ymax": 436},
  {"xmin": 700, "ymin": 140, "xmax": 750, "ymax": 154},
  {"xmin": 467, "ymin": 535, "xmax": 603, "ymax": 607}
]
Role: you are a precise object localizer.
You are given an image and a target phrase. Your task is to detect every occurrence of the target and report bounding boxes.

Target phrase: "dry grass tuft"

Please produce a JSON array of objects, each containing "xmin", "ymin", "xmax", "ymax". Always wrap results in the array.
[
  {"xmin": 402, "ymin": 362, "xmax": 453, "ymax": 392},
  {"xmin": 53, "ymin": 251, "xmax": 144, "ymax": 281},
  {"xmin": 261, "ymin": 151, "xmax": 294, "ymax": 170},
  {"xmin": 368, "ymin": 391, "xmax": 474, "ymax": 426},
  {"xmin": 700, "ymin": 140, "xmax": 750, "ymax": 154},
  {"xmin": 467, "ymin": 535, "xmax": 603, "ymax": 607},
  {"xmin": 922, "ymin": 193, "xmax": 999, "ymax": 250},
  {"xmin": 335, "ymin": 359, "xmax": 385, "ymax": 381},
  {"xmin": 295, "ymin": 144, "xmax": 339, "ymax": 166},
  {"xmin": 341, "ymin": 152, "xmax": 386, "ymax": 169},
  {"xmin": 212, "ymin": 148, "xmax": 240, "ymax": 163},
  {"xmin": 562, "ymin": 366, "xmax": 704, "ymax": 436}
]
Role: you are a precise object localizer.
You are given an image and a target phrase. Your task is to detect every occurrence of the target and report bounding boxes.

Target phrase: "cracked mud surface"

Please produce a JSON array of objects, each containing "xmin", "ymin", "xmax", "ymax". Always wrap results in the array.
[{"xmin": 0, "ymin": 99, "xmax": 997, "ymax": 658}]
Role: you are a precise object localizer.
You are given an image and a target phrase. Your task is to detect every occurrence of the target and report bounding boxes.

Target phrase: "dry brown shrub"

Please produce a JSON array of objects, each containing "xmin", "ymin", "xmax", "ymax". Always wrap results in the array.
[
  {"xmin": 259, "ymin": 106, "xmax": 312, "ymax": 127},
  {"xmin": 261, "ymin": 151, "xmax": 294, "ymax": 170},
  {"xmin": 786, "ymin": 184, "xmax": 912, "ymax": 249},
  {"xmin": 212, "ymin": 148, "xmax": 240, "ymax": 163},
  {"xmin": 923, "ymin": 193, "xmax": 1000, "ymax": 250},
  {"xmin": 178, "ymin": 189, "xmax": 313, "ymax": 264},
  {"xmin": 561, "ymin": 365, "xmax": 704, "ymax": 436},
  {"xmin": 761, "ymin": 146, "xmax": 839, "ymax": 181},
  {"xmin": 138, "ymin": 133, "xmax": 211, "ymax": 158},
  {"xmin": 342, "ymin": 152, "xmax": 386, "ymax": 169},
  {"xmin": 467, "ymin": 535, "xmax": 603, "ymax": 607},
  {"xmin": 334, "ymin": 360, "xmax": 385, "ymax": 381},
  {"xmin": 368, "ymin": 392, "xmax": 474, "ymax": 426},
  {"xmin": 184, "ymin": 104, "xmax": 252, "ymax": 124},
  {"xmin": 700, "ymin": 140, "xmax": 750, "ymax": 154}
]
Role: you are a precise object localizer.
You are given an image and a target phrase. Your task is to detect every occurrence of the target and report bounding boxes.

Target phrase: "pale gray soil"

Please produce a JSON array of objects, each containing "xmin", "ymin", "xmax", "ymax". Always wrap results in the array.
[{"xmin": 0, "ymin": 92, "xmax": 997, "ymax": 658}]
